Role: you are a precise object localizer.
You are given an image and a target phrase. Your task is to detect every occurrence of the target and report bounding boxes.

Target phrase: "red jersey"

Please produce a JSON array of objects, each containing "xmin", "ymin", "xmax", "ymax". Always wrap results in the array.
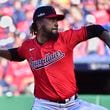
[{"xmin": 17, "ymin": 27, "xmax": 87, "ymax": 101}]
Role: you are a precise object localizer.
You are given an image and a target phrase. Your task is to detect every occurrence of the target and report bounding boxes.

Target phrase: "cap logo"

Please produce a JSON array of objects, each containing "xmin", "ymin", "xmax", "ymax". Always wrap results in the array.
[{"xmin": 37, "ymin": 13, "xmax": 45, "ymax": 17}]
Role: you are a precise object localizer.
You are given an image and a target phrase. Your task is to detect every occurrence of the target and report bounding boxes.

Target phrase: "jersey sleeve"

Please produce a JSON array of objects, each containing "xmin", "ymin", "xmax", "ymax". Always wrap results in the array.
[
  {"xmin": 17, "ymin": 41, "xmax": 26, "ymax": 59},
  {"xmin": 9, "ymin": 48, "xmax": 25, "ymax": 61},
  {"xmin": 60, "ymin": 26, "xmax": 87, "ymax": 50}
]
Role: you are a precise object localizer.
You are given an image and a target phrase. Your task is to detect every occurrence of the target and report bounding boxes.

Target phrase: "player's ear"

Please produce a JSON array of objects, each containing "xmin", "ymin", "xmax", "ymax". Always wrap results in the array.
[
  {"xmin": 30, "ymin": 22, "xmax": 37, "ymax": 35},
  {"xmin": 36, "ymin": 20, "xmax": 43, "ymax": 31}
]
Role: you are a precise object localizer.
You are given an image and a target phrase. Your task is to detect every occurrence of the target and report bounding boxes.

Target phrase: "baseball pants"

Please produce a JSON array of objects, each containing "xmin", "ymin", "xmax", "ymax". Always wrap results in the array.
[{"xmin": 32, "ymin": 96, "xmax": 108, "ymax": 110}]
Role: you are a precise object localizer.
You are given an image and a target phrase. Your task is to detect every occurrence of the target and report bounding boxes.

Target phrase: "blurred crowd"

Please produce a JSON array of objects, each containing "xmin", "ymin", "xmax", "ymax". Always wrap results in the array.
[{"xmin": 0, "ymin": 0, "xmax": 110, "ymax": 96}]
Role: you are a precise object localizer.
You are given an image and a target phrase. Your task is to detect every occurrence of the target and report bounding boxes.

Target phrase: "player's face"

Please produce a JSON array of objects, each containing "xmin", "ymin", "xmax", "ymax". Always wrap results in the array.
[{"xmin": 41, "ymin": 18, "xmax": 59, "ymax": 40}]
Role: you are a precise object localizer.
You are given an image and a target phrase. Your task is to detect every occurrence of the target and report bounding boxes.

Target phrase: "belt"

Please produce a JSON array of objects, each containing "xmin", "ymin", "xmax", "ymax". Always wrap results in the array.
[{"xmin": 53, "ymin": 95, "xmax": 78, "ymax": 104}]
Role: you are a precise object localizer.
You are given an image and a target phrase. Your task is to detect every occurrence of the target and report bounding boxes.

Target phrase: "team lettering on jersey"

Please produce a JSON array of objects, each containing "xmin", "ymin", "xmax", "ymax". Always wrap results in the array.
[{"xmin": 29, "ymin": 50, "xmax": 65, "ymax": 70}]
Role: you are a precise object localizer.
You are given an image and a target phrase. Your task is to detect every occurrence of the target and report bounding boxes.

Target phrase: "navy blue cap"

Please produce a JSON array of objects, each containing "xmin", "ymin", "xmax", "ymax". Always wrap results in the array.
[{"xmin": 33, "ymin": 6, "xmax": 64, "ymax": 22}]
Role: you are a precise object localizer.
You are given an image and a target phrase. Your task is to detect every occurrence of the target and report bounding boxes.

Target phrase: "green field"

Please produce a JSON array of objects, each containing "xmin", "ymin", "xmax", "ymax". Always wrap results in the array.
[
  {"xmin": 79, "ymin": 95, "xmax": 110, "ymax": 109},
  {"xmin": 0, "ymin": 95, "xmax": 109, "ymax": 110}
]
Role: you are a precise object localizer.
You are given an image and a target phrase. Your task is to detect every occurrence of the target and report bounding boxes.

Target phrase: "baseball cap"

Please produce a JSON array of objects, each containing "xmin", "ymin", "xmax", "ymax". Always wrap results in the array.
[{"xmin": 33, "ymin": 6, "xmax": 64, "ymax": 22}]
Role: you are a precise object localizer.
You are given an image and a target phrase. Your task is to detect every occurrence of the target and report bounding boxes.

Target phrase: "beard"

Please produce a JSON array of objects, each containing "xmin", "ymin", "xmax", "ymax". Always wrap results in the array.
[{"xmin": 42, "ymin": 25, "xmax": 58, "ymax": 41}]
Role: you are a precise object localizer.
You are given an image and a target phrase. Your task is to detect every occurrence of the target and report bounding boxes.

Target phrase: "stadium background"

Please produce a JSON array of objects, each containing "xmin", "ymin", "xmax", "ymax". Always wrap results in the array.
[{"xmin": 0, "ymin": 0, "xmax": 110, "ymax": 109}]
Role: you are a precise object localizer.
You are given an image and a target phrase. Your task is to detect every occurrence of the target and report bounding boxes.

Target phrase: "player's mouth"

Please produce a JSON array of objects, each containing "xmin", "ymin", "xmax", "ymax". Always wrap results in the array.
[
  {"xmin": 52, "ymin": 28, "xmax": 58, "ymax": 34},
  {"xmin": 52, "ymin": 27, "xmax": 58, "ymax": 31}
]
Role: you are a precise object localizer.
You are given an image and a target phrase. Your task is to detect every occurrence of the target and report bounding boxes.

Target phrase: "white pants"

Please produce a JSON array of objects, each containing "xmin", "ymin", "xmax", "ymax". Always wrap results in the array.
[{"xmin": 32, "ymin": 96, "xmax": 108, "ymax": 110}]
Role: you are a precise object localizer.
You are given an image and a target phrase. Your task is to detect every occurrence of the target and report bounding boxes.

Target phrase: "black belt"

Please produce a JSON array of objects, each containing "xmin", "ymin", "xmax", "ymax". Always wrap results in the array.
[{"xmin": 53, "ymin": 95, "xmax": 78, "ymax": 104}]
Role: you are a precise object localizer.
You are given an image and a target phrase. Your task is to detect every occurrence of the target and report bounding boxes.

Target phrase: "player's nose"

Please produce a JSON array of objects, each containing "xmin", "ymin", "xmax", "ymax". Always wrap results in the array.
[{"xmin": 53, "ymin": 19, "xmax": 58, "ymax": 26}]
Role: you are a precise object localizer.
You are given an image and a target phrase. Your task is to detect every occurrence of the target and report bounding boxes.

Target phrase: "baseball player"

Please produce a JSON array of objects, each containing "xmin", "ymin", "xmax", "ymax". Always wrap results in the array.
[{"xmin": 0, "ymin": 5, "xmax": 110, "ymax": 110}]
